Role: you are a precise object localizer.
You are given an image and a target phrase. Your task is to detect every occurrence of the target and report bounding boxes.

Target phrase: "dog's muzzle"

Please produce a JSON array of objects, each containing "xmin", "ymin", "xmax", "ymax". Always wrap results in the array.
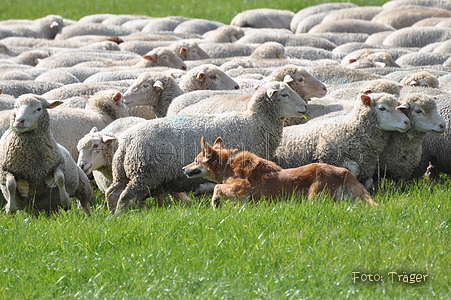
[{"xmin": 182, "ymin": 167, "xmax": 202, "ymax": 178}]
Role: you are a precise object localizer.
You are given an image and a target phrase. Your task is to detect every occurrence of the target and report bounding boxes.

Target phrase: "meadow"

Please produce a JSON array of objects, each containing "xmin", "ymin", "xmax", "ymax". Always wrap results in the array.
[{"xmin": 0, "ymin": 0, "xmax": 450, "ymax": 298}]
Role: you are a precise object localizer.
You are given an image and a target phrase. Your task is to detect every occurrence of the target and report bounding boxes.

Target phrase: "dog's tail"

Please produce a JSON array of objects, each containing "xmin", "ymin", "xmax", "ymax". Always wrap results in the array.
[{"xmin": 343, "ymin": 172, "xmax": 378, "ymax": 206}]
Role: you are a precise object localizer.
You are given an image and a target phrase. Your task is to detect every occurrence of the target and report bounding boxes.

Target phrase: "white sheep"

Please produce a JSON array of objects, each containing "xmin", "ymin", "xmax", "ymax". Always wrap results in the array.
[
  {"xmin": 141, "ymin": 47, "xmax": 187, "ymax": 70},
  {"xmin": 377, "ymin": 93, "xmax": 446, "ymax": 181},
  {"xmin": 249, "ymin": 42, "xmax": 288, "ymax": 60},
  {"xmin": 202, "ymin": 25, "xmax": 245, "ymax": 43},
  {"xmin": 0, "ymin": 94, "xmax": 93, "ymax": 214},
  {"xmin": 372, "ymin": 6, "xmax": 451, "ymax": 30},
  {"xmin": 395, "ymin": 52, "xmax": 450, "ymax": 67},
  {"xmin": 321, "ymin": 6, "xmax": 383, "ymax": 23},
  {"xmin": 178, "ymin": 64, "xmax": 240, "ymax": 92},
  {"xmin": 382, "ymin": 27, "xmax": 451, "ymax": 48},
  {"xmin": 290, "ymin": 3, "xmax": 358, "ymax": 32},
  {"xmin": 105, "ymin": 81, "xmax": 307, "ymax": 212},
  {"xmin": 55, "ymin": 22, "xmax": 137, "ymax": 40},
  {"xmin": 0, "ymin": 80, "xmax": 63, "ymax": 98},
  {"xmin": 173, "ymin": 18, "xmax": 224, "ymax": 35},
  {"xmin": 273, "ymin": 93, "xmax": 412, "ymax": 189},
  {"xmin": 400, "ymin": 71, "xmax": 440, "ymax": 88},
  {"xmin": 0, "ymin": 15, "xmax": 65, "ymax": 40},
  {"xmin": 309, "ymin": 19, "xmax": 396, "ymax": 35},
  {"xmin": 230, "ymin": 8, "xmax": 295, "ymax": 30},
  {"xmin": 122, "ymin": 73, "xmax": 184, "ymax": 118},
  {"xmin": 141, "ymin": 17, "xmax": 189, "ymax": 33},
  {"xmin": 169, "ymin": 40, "xmax": 210, "ymax": 60},
  {"xmin": 198, "ymin": 43, "xmax": 255, "ymax": 59}
]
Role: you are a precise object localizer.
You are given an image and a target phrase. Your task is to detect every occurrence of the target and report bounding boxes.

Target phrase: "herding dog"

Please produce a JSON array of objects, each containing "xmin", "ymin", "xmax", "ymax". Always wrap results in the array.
[{"xmin": 183, "ymin": 137, "xmax": 378, "ymax": 207}]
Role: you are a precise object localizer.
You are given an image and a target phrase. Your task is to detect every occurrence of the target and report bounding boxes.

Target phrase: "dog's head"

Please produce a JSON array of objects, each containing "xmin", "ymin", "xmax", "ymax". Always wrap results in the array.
[{"xmin": 183, "ymin": 137, "xmax": 237, "ymax": 182}]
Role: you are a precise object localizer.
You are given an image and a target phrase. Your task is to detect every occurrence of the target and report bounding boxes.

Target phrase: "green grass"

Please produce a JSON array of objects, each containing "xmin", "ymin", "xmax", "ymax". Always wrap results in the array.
[
  {"xmin": 0, "ymin": 177, "xmax": 450, "ymax": 299},
  {"xmin": 0, "ymin": 0, "xmax": 391, "ymax": 24}
]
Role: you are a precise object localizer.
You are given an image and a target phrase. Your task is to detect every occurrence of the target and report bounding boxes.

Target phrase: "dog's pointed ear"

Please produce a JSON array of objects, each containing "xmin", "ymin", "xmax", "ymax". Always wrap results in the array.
[
  {"xmin": 201, "ymin": 137, "xmax": 214, "ymax": 159},
  {"xmin": 212, "ymin": 137, "xmax": 224, "ymax": 149}
]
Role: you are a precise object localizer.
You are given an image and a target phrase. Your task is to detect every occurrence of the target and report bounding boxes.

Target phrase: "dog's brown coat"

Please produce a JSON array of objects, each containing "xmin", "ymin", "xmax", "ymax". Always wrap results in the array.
[{"xmin": 183, "ymin": 137, "xmax": 378, "ymax": 207}]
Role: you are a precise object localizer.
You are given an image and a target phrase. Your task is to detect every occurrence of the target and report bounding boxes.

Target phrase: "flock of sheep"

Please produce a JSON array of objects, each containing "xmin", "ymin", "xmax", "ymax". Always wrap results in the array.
[{"xmin": 1, "ymin": 0, "xmax": 451, "ymax": 214}]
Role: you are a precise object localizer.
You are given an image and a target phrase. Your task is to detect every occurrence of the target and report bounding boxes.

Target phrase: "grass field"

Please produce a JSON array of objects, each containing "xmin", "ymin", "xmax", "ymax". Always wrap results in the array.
[{"xmin": 0, "ymin": 0, "xmax": 450, "ymax": 298}]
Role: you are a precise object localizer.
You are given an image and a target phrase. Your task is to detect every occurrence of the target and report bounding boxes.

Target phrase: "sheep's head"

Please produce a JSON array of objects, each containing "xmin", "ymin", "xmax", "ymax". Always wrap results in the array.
[
  {"xmin": 142, "ymin": 47, "xmax": 187, "ymax": 70},
  {"xmin": 12, "ymin": 94, "xmax": 62, "ymax": 133},
  {"xmin": 398, "ymin": 94, "xmax": 446, "ymax": 133},
  {"xmin": 261, "ymin": 82, "xmax": 307, "ymax": 118},
  {"xmin": 191, "ymin": 64, "xmax": 240, "ymax": 90},
  {"xmin": 77, "ymin": 127, "xmax": 117, "ymax": 175},
  {"xmin": 359, "ymin": 93, "xmax": 410, "ymax": 133}
]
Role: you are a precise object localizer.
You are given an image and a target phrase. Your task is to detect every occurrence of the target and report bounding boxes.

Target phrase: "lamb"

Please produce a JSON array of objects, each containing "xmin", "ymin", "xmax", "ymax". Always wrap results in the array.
[
  {"xmin": 400, "ymin": 71, "xmax": 440, "ymax": 88},
  {"xmin": 230, "ymin": 8, "xmax": 295, "ymax": 30},
  {"xmin": 0, "ymin": 94, "xmax": 93, "ymax": 214},
  {"xmin": 272, "ymin": 93, "xmax": 412, "ymax": 189},
  {"xmin": 0, "ymin": 14, "xmax": 64, "ymax": 40},
  {"xmin": 376, "ymin": 93, "xmax": 446, "ymax": 182},
  {"xmin": 178, "ymin": 64, "xmax": 240, "ymax": 92},
  {"xmin": 105, "ymin": 81, "xmax": 308, "ymax": 212},
  {"xmin": 141, "ymin": 47, "xmax": 187, "ymax": 70},
  {"xmin": 202, "ymin": 25, "xmax": 245, "ymax": 43}
]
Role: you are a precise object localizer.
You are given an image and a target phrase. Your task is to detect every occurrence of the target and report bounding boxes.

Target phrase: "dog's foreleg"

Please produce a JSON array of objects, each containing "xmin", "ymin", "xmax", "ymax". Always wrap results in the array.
[{"xmin": 211, "ymin": 180, "xmax": 250, "ymax": 209}]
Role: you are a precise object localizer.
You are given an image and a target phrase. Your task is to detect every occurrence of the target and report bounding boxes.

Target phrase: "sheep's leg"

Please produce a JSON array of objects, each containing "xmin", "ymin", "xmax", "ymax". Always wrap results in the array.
[
  {"xmin": 105, "ymin": 181, "xmax": 127, "ymax": 213},
  {"xmin": 46, "ymin": 168, "xmax": 71, "ymax": 209},
  {"xmin": 4, "ymin": 173, "xmax": 17, "ymax": 214},
  {"xmin": 115, "ymin": 180, "xmax": 149, "ymax": 213}
]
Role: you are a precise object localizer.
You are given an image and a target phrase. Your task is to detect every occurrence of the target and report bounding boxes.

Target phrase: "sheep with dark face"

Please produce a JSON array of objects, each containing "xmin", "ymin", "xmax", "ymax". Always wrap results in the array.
[{"xmin": 0, "ymin": 94, "xmax": 93, "ymax": 214}]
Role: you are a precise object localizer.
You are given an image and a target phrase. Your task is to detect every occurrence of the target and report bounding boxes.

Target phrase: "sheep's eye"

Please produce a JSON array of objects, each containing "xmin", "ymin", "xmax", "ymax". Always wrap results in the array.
[
  {"xmin": 298, "ymin": 78, "xmax": 304, "ymax": 83},
  {"xmin": 415, "ymin": 109, "xmax": 423, "ymax": 114},
  {"xmin": 142, "ymin": 83, "xmax": 150, "ymax": 89},
  {"xmin": 37, "ymin": 108, "xmax": 42, "ymax": 112},
  {"xmin": 378, "ymin": 105, "xmax": 387, "ymax": 111},
  {"xmin": 209, "ymin": 75, "xmax": 217, "ymax": 80},
  {"xmin": 281, "ymin": 94, "xmax": 289, "ymax": 97},
  {"xmin": 93, "ymin": 144, "xmax": 99, "ymax": 149}
]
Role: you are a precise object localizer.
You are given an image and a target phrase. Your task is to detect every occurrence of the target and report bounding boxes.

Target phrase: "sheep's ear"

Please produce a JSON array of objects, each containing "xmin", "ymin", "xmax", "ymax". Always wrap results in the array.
[
  {"xmin": 212, "ymin": 137, "xmax": 224, "ymax": 149},
  {"xmin": 153, "ymin": 80, "xmax": 165, "ymax": 91},
  {"xmin": 112, "ymin": 92, "xmax": 122, "ymax": 103},
  {"xmin": 361, "ymin": 89, "xmax": 372, "ymax": 95},
  {"xmin": 196, "ymin": 72, "xmax": 206, "ymax": 81},
  {"xmin": 89, "ymin": 127, "xmax": 98, "ymax": 134},
  {"xmin": 179, "ymin": 47, "xmax": 188, "ymax": 55},
  {"xmin": 373, "ymin": 61, "xmax": 386, "ymax": 68},
  {"xmin": 283, "ymin": 74, "xmax": 294, "ymax": 83},
  {"xmin": 102, "ymin": 135, "xmax": 117, "ymax": 144},
  {"xmin": 409, "ymin": 80, "xmax": 418, "ymax": 86},
  {"xmin": 49, "ymin": 21, "xmax": 59, "ymax": 29},
  {"xmin": 267, "ymin": 88, "xmax": 278, "ymax": 98},
  {"xmin": 396, "ymin": 103, "xmax": 410, "ymax": 111},
  {"xmin": 398, "ymin": 85, "xmax": 403, "ymax": 90},
  {"xmin": 143, "ymin": 53, "xmax": 157, "ymax": 61},
  {"xmin": 361, "ymin": 95, "xmax": 372, "ymax": 107},
  {"xmin": 46, "ymin": 100, "xmax": 63, "ymax": 109},
  {"xmin": 349, "ymin": 58, "xmax": 357, "ymax": 64},
  {"xmin": 0, "ymin": 88, "xmax": 2, "ymax": 94}
]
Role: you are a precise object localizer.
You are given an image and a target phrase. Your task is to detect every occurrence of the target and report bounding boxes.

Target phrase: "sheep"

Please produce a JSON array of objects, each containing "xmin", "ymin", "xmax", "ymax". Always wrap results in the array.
[
  {"xmin": 178, "ymin": 64, "xmax": 240, "ymax": 92},
  {"xmin": 0, "ymin": 80, "xmax": 63, "ymax": 98},
  {"xmin": 371, "ymin": 6, "xmax": 451, "ymax": 30},
  {"xmin": 365, "ymin": 31, "xmax": 394, "ymax": 46},
  {"xmin": 168, "ymin": 40, "xmax": 210, "ymax": 60},
  {"xmin": 308, "ymin": 19, "xmax": 396, "ymax": 35},
  {"xmin": 202, "ymin": 25, "xmax": 244, "ymax": 43},
  {"xmin": 249, "ymin": 42, "xmax": 288, "ymax": 60},
  {"xmin": 0, "ymin": 94, "xmax": 92, "ymax": 214},
  {"xmin": 42, "ymin": 83, "xmax": 127, "ymax": 101},
  {"xmin": 290, "ymin": 3, "xmax": 358, "ymax": 32},
  {"xmin": 311, "ymin": 33, "xmax": 370, "ymax": 46},
  {"xmin": 173, "ymin": 19, "xmax": 224, "ymax": 35},
  {"xmin": 410, "ymin": 96, "xmax": 451, "ymax": 179},
  {"xmin": 174, "ymin": 65, "xmax": 327, "ymax": 117},
  {"xmin": 412, "ymin": 17, "xmax": 451, "ymax": 27},
  {"xmin": 105, "ymin": 81, "xmax": 308, "ymax": 212},
  {"xmin": 284, "ymin": 46, "xmax": 337, "ymax": 61},
  {"xmin": 141, "ymin": 17, "xmax": 189, "ymax": 33},
  {"xmin": 55, "ymin": 22, "xmax": 137, "ymax": 40},
  {"xmin": 198, "ymin": 43, "xmax": 255, "ymax": 59},
  {"xmin": 395, "ymin": 52, "xmax": 451, "ymax": 67},
  {"xmin": 236, "ymin": 31, "xmax": 337, "ymax": 51},
  {"xmin": 400, "ymin": 71, "xmax": 440, "ymax": 88},
  {"xmin": 383, "ymin": 0, "xmax": 451, "ymax": 11},
  {"xmin": 0, "ymin": 15, "xmax": 64, "ymax": 40},
  {"xmin": 230, "ymin": 8, "xmax": 295, "ymax": 30},
  {"xmin": 382, "ymin": 27, "xmax": 451, "ymax": 48},
  {"xmin": 141, "ymin": 47, "xmax": 187, "ymax": 70},
  {"xmin": 321, "ymin": 6, "xmax": 384, "ymax": 23},
  {"xmin": 305, "ymin": 66, "xmax": 383, "ymax": 85},
  {"xmin": 35, "ymin": 69, "xmax": 81, "ymax": 85},
  {"xmin": 77, "ymin": 117, "xmax": 147, "ymax": 193},
  {"xmin": 346, "ymin": 51, "xmax": 401, "ymax": 69},
  {"xmin": 376, "ymin": 93, "xmax": 446, "ymax": 182},
  {"xmin": 272, "ymin": 93, "xmax": 412, "ymax": 189},
  {"xmin": 293, "ymin": 12, "xmax": 329, "ymax": 34},
  {"xmin": 122, "ymin": 73, "xmax": 184, "ymax": 118}
]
